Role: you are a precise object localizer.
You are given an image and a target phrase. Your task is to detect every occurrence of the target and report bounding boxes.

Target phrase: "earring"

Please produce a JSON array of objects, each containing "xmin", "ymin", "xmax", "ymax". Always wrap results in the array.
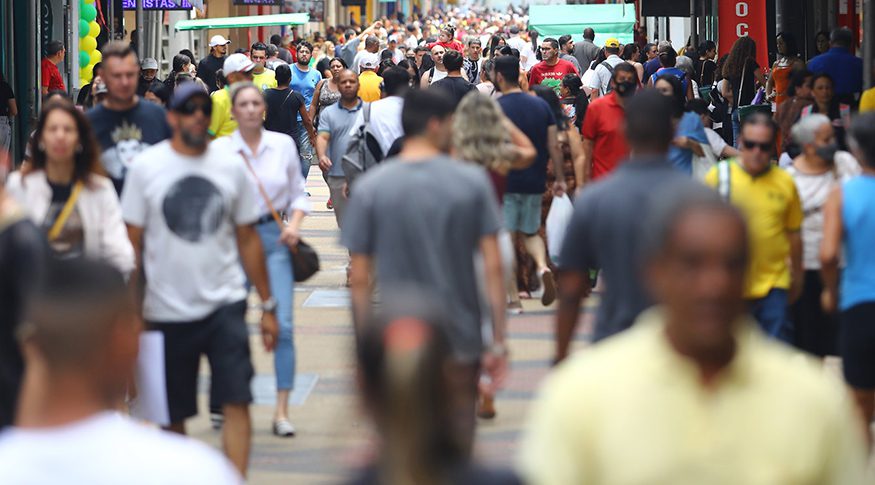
[{"xmin": 37, "ymin": 142, "xmax": 45, "ymax": 152}]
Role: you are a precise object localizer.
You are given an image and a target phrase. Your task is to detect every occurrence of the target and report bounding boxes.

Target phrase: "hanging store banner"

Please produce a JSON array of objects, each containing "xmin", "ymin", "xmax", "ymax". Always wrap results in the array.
[
  {"xmin": 718, "ymin": 0, "xmax": 769, "ymax": 69},
  {"xmin": 122, "ymin": 0, "xmax": 193, "ymax": 9}
]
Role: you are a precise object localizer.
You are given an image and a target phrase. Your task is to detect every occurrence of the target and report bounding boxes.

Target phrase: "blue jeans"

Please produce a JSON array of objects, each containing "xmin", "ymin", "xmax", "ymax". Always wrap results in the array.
[
  {"xmin": 731, "ymin": 109, "xmax": 741, "ymax": 148},
  {"xmin": 748, "ymin": 288, "xmax": 792, "ymax": 343},
  {"xmin": 295, "ymin": 128, "xmax": 314, "ymax": 180},
  {"xmin": 256, "ymin": 221, "xmax": 296, "ymax": 391}
]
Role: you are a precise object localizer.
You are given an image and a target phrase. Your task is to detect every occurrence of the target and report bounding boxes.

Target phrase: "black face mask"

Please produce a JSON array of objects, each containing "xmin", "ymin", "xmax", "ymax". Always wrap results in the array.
[
  {"xmin": 815, "ymin": 142, "xmax": 838, "ymax": 162},
  {"xmin": 614, "ymin": 80, "xmax": 637, "ymax": 97}
]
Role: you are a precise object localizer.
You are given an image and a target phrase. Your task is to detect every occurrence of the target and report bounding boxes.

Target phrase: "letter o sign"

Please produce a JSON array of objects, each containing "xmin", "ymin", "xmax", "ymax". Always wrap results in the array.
[{"xmin": 735, "ymin": 2, "xmax": 750, "ymax": 37}]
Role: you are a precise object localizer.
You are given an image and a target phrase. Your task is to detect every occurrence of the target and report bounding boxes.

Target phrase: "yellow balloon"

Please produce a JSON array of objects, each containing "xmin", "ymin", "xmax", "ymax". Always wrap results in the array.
[
  {"xmin": 90, "ymin": 49, "xmax": 102, "ymax": 64},
  {"xmin": 84, "ymin": 0, "xmax": 95, "ymax": 3},
  {"xmin": 80, "ymin": 35, "xmax": 97, "ymax": 53},
  {"xmin": 89, "ymin": 21, "xmax": 100, "ymax": 38}
]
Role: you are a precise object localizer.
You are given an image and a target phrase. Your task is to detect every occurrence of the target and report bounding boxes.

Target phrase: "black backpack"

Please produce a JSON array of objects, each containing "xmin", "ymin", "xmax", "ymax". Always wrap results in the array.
[{"xmin": 341, "ymin": 103, "xmax": 384, "ymax": 190}]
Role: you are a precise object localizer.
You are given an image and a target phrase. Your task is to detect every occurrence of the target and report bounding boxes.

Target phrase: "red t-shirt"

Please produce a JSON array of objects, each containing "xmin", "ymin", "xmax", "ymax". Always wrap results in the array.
[
  {"xmin": 41, "ymin": 58, "xmax": 65, "ymax": 92},
  {"xmin": 581, "ymin": 92, "xmax": 628, "ymax": 180},
  {"xmin": 528, "ymin": 59, "xmax": 578, "ymax": 93},
  {"xmin": 426, "ymin": 40, "xmax": 465, "ymax": 53}
]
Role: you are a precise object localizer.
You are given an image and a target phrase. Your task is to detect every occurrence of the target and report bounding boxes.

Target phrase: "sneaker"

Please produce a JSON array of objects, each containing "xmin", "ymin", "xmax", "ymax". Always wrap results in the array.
[
  {"xmin": 327, "ymin": 198, "xmax": 333, "ymax": 210},
  {"xmin": 273, "ymin": 419, "xmax": 296, "ymax": 437},
  {"xmin": 540, "ymin": 269, "xmax": 557, "ymax": 306},
  {"xmin": 210, "ymin": 412, "xmax": 224, "ymax": 430},
  {"xmin": 508, "ymin": 301, "xmax": 524, "ymax": 315}
]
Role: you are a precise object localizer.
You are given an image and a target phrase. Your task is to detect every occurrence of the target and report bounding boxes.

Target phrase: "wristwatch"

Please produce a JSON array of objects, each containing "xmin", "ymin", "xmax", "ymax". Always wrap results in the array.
[{"xmin": 259, "ymin": 297, "xmax": 278, "ymax": 314}]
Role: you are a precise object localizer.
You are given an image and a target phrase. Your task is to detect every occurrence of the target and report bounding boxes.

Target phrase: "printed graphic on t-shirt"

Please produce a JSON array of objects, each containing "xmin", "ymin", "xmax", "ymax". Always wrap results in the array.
[
  {"xmin": 162, "ymin": 176, "xmax": 226, "ymax": 243},
  {"xmin": 42, "ymin": 204, "xmax": 84, "ymax": 258},
  {"xmin": 103, "ymin": 120, "xmax": 147, "ymax": 181}
]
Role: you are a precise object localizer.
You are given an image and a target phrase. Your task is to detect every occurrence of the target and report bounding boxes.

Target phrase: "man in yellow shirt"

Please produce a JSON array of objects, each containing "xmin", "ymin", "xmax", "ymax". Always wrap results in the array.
[
  {"xmin": 209, "ymin": 53, "xmax": 254, "ymax": 138},
  {"xmin": 249, "ymin": 42, "xmax": 277, "ymax": 91},
  {"xmin": 357, "ymin": 53, "xmax": 383, "ymax": 102},
  {"xmin": 519, "ymin": 187, "xmax": 869, "ymax": 485},
  {"xmin": 704, "ymin": 113, "xmax": 803, "ymax": 342}
]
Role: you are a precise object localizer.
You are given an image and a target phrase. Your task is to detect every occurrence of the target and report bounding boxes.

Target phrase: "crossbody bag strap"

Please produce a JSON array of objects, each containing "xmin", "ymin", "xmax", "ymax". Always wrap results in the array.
[
  {"xmin": 47, "ymin": 180, "xmax": 84, "ymax": 241},
  {"xmin": 239, "ymin": 150, "xmax": 284, "ymax": 231},
  {"xmin": 717, "ymin": 160, "xmax": 732, "ymax": 202},
  {"xmin": 738, "ymin": 62, "xmax": 747, "ymax": 106}
]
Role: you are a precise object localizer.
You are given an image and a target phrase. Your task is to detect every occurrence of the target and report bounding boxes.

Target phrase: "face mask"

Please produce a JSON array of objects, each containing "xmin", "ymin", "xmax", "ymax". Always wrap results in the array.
[
  {"xmin": 615, "ymin": 80, "xmax": 636, "ymax": 97},
  {"xmin": 815, "ymin": 142, "xmax": 838, "ymax": 162}
]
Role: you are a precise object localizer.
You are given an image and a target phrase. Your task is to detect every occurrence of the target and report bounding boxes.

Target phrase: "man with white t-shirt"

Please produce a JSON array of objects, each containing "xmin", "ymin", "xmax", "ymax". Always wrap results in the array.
[
  {"xmin": 589, "ymin": 38, "xmax": 627, "ymax": 99},
  {"xmin": 120, "ymin": 84, "xmax": 278, "ymax": 477},
  {"xmin": 349, "ymin": 66, "xmax": 410, "ymax": 157},
  {"xmin": 506, "ymin": 26, "xmax": 536, "ymax": 71},
  {"xmin": 0, "ymin": 258, "xmax": 242, "ymax": 484}
]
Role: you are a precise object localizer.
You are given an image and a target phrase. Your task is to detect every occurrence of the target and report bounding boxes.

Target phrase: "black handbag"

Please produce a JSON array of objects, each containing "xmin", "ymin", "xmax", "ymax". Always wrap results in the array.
[{"xmin": 240, "ymin": 151, "xmax": 320, "ymax": 283}]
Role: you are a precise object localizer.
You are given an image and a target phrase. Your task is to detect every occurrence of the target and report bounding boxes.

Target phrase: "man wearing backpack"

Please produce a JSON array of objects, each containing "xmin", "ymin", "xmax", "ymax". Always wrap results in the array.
[
  {"xmin": 589, "ymin": 38, "xmax": 626, "ymax": 100},
  {"xmin": 316, "ymin": 69, "xmax": 362, "ymax": 228}
]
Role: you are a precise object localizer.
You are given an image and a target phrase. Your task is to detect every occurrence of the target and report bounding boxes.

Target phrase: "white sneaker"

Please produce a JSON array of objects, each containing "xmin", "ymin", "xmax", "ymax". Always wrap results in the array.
[{"xmin": 272, "ymin": 419, "xmax": 296, "ymax": 437}]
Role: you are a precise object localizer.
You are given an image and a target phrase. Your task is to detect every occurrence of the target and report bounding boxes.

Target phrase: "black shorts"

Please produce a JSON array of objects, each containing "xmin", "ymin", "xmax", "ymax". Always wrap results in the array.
[
  {"xmin": 148, "ymin": 300, "xmax": 253, "ymax": 423},
  {"xmin": 839, "ymin": 301, "xmax": 875, "ymax": 389}
]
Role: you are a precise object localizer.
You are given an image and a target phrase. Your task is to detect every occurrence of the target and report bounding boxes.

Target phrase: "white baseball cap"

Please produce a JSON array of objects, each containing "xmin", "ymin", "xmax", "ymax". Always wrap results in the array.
[
  {"xmin": 140, "ymin": 58, "xmax": 158, "ymax": 70},
  {"xmin": 359, "ymin": 52, "xmax": 380, "ymax": 70},
  {"xmin": 209, "ymin": 35, "xmax": 231, "ymax": 48},
  {"xmin": 223, "ymin": 53, "xmax": 255, "ymax": 74}
]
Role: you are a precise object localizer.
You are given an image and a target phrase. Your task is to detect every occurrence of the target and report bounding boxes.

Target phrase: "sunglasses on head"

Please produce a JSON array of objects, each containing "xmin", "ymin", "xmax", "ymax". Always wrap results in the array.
[
  {"xmin": 741, "ymin": 139, "xmax": 773, "ymax": 152},
  {"xmin": 177, "ymin": 99, "xmax": 212, "ymax": 116}
]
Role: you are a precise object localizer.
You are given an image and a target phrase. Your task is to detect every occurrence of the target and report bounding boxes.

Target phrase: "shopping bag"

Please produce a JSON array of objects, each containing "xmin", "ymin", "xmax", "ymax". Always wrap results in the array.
[{"xmin": 546, "ymin": 194, "xmax": 573, "ymax": 260}]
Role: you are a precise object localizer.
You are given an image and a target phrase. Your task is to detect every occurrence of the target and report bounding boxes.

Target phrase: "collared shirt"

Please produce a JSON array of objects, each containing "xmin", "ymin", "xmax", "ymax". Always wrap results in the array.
[
  {"xmin": 581, "ymin": 92, "xmax": 628, "ymax": 180},
  {"xmin": 347, "ymin": 95, "xmax": 403, "ymax": 156},
  {"xmin": 357, "ymin": 71, "xmax": 383, "ymax": 102},
  {"xmin": 252, "ymin": 69, "xmax": 277, "ymax": 91},
  {"xmin": 318, "ymin": 99, "xmax": 364, "ymax": 177},
  {"xmin": 705, "ymin": 161, "xmax": 803, "ymax": 299},
  {"xmin": 40, "ymin": 58, "xmax": 65, "ymax": 92},
  {"xmin": 208, "ymin": 87, "xmax": 235, "ymax": 138},
  {"xmin": 520, "ymin": 307, "xmax": 869, "ymax": 485},
  {"xmin": 212, "ymin": 130, "xmax": 309, "ymax": 217},
  {"xmin": 807, "ymin": 47, "xmax": 863, "ymax": 97}
]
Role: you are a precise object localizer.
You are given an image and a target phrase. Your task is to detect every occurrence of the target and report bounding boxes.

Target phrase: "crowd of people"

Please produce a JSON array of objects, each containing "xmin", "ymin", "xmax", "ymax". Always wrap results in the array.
[{"xmin": 1, "ymin": 6, "xmax": 875, "ymax": 483}]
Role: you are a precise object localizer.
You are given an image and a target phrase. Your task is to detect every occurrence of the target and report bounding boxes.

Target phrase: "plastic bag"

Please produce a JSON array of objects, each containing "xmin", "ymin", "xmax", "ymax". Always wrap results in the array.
[{"xmin": 546, "ymin": 194, "xmax": 573, "ymax": 261}]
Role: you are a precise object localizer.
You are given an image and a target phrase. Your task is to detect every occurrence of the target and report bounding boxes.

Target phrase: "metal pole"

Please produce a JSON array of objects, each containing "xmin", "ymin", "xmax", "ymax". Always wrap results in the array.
[
  {"xmin": 136, "ymin": 0, "xmax": 144, "ymax": 60},
  {"xmin": 108, "ymin": 0, "xmax": 115, "ymax": 40},
  {"xmin": 690, "ymin": 0, "xmax": 697, "ymax": 50},
  {"xmin": 865, "ymin": 0, "xmax": 873, "ymax": 88}
]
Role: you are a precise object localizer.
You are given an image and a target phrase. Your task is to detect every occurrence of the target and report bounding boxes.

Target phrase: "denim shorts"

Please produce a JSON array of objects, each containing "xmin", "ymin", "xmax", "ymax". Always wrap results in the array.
[{"xmin": 503, "ymin": 193, "xmax": 542, "ymax": 235}]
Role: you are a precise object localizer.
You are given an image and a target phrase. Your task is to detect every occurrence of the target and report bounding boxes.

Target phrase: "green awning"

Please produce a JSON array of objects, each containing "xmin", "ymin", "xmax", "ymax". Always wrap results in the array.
[
  {"xmin": 528, "ymin": 4, "xmax": 636, "ymax": 45},
  {"xmin": 174, "ymin": 13, "xmax": 310, "ymax": 31}
]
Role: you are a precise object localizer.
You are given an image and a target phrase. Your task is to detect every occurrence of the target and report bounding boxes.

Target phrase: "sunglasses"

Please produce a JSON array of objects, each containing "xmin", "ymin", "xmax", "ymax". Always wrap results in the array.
[
  {"xmin": 177, "ymin": 99, "xmax": 212, "ymax": 116},
  {"xmin": 741, "ymin": 140, "xmax": 773, "ymax": 152}
]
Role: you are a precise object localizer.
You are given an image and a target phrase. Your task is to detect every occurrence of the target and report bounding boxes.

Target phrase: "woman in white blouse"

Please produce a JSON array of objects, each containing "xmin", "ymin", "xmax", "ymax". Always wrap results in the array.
[
  {"xmin": 212, "ymin": 83, "xmax": 309, "ymax": 437},
  {"xmin": 6, "ymin": 98, "xmax": 133, "ymax": 275}
]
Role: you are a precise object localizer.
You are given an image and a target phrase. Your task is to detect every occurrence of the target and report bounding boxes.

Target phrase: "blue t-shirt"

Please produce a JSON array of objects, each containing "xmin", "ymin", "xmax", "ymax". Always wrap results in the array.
[
  {"xmin": 667, "ymin": 111, "xmax": 708, "ymax": 174},
  {"xmin": 650, "ymin": 67, "xmax": 688, "ymax": 92},
  {"xmin": 289, "ymin": 64, "xmax": 322, "ymax": 110},
  {"xmin": 840, "ymin": 176, "xmax": 875, "ymax": 310},
  {"xmin": 807, "ymin": 48, "xmax": 863, "ymax": 97},
  {"xmin": 497, "ymin": 92, "xmax": 557, "ymax": 194}
]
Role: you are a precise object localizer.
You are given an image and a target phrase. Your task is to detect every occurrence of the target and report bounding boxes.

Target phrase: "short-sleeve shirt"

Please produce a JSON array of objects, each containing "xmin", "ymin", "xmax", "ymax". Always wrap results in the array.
[
  {"xmin": 340, "ymin": 157, "xmax": 501, "ymax": 362},
  {"xmin": 40, "ymin": 58, "xmax": 65, "ymax": 92},
  {"xmin": 196, "ymin": 55, "xmax": 225, "ymax": 93},
  {"xmin": 0, "ymin": 81, "xmax": 14, "ymax": 116},
  {"xmin": 208, "ymin": 87, "xmax": 235, "ymax": 139},
  {"xmin": 290, "ymin": 64, "xmax": 322, "ymax": 109},
  {"xmin": 86, "ymin": 100, "xmax": 172, "ymax": 193},
  {"xmin": 120, "ymin": 140, "xmax": 260, "ymax": 322},
  {"xmin": 318, "ymin": 99, "xmax": 364, "ymax": 177},
  {"xmin": 264, "ymin": 88, "xmax": 306, "ymax": 138},
  {"xmin": 357, "ymin": 71, "xmax": 383, "ymax": 103},
  {"xmin": 498, "ymin": 92, "xmax": 557, "ymax": 194},
  {"xmin": 588, "ymin": 56, "xmax": 625, "ymax": 96},
  {"xmin": 581, "ymin": 92, "xmax": 628, "ymax": 180},
  {"xmin": 668, "ymin": 111, "xmax": 708, "ymax": 174},
  {"xmin": 528, "ymin": 59, "xmax": 578, "ymax": 94},
  {"xmin": 430, "ymin": 76, "xmax": 476, "ymax": 106},
  {"xmin": 704, "ymin": 161, "xmax": 803, "ymax": 299},
  {"xmin": 252, "ymin": 70, "xmax": 278, "ymax": 91}
]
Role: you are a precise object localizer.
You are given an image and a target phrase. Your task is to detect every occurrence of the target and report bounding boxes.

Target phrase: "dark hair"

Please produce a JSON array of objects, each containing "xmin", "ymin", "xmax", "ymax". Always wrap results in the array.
[
  {"xmin": 621, "ymin": 43, "xmax": 639, "ymax": 62},
  {"xmin": 612, "ymin": 62, "xmax": 639, "ymax": 85},
  {"xmin": 493, "ymin": 55, "xmax": 520, "ymax": 87},
  {"xmin": 397, "ymin": 59, "xmax": 420, "ymax": 87},
  {"xmin": 377, "ymin": 59, "xmax": 396, "ymax": 76},
  {"xmin": 467, "ymin": 38, "xmax": 481, "ymax": 47},
  {"xmin": 685, "ymin": 98, "xmax": 710, "ymax": 116},
  {"xmin": 697, "ymin": 40, "xmax": 717, "ymax": 57},
  {"xmin": 658, "ymin": 45, "xmax": 678, "ymax": 68},
  {"xmin": 380, "ymin": 49, "xmax": 395, "ymax": 62},
  {"xmin": 270, "ymin": 34, "xmax": 283, "ymax": 46},
  {"xmin": 624, "ymin": 89, "xmax": 674, "ymax": 153},
  {"xmin": 101, "ymin": 41, "xmax": 137, "ymax": 64},
  {"xmin": 591, "ymin": 47, "xmax": 607, "ymax": 69},
  {"xmin": 234, "ymin": 48, "xmax": 249, "ymax": 55},
  {"xmin": 45, "ymin": 40, "xmax": 65, "ymax": 57},
  {"xmin": 329, "ymin": 56, "xmax": 348, "ymax": 68},
  {"xmin": 583, "ymin": 28, "xmax": 595, "ymax": 41},
  {"xmin": 558, "ymin": 35, "xmax": 573, "ymax": 49},
  {"xmin": 498, "ymin": 45, "xmax": 515, "ymax": 58},
  {"xmin": 787, "ymin": 69, "xmax": 813, "ymax": 97},
  {"xmin": 740, "ymin": 112, "xmax": 778, "ymax": 143},
  {"xmin": 382, "ymin": 67, "xmax": 411, "ymax": 96},
  {"xmin": 654, "ymin": 74, "xmax": 685, "ymax": 118},
  {"xmin": 442, "ymin": 50, "xmax": 463, "ymax": 71},
  {"xmin": 850, "ymin": 113, "xmax": 875, "ymax": 168},
  {"xmin": 27, "ymin": 99, "xmax": 102, "ymax": 185},
  {"xmin": 533, "ymin": 85, "xmax": 568, "ymax": 130},
  {"xmin": 172, "ymin": 54, "xmax": 190, "ymax": 73},
  {"xmin": 830, "ymin": 27, "xmax": 853, "ymax": 48},
  {"xmin": 215, "ymin": 69, "xmax": 226, "ymax": 89},
  {"xmin": 266, "ymin": 44, "xmax": 279, "ymax": 57},
  {"xmin": 179, "ymin": 49, "xmax": 196, "ymax": 65},
  {"xmin": 275, "ymin": 64, "xmax": 292, "ymax": 85},
  {"xmin": 91, "ymin": 62, "xmax": 103, "ymax": 78},
  {"xmin": 250, "ymin": 42, "xmax": 268, "ymax": 54},
  {"xmin": 562, "ymin": 74, "xmax": 588, "ymax": 130},
  {"xmin": 542, "ymin": 37, "xmax": 559, "ymax": 50},
  {"xmin": 487, "ymin": 34, "xmax": 505, "ymax": 58},
  {"xmin": 776, "ymin": 32, "xmax": 799, "ymax": 58},
  {"xmin": 147, "ymin": 83, "xmax": 170, "ymax": 105},
  {"xmin": 811, "ymin": 72, "xmax": 834, "ymax": 90},
  {"xmin": 480, "ymin": 59, "xmax": 494, "ymax": 83},
  {"xmin": 722, "ymin": 36, "xmax": 756, "ymax": 79},
  {"xmin": 401, "ymin": 89, "xmax": 455, "ymax": 137},
  {"xmin": 230, "ymin": 82, "xmax": 263, "ymax": 106},
  {"xmin": 297, "ymin": 41, "xmax": 314, "ymax": 53}
]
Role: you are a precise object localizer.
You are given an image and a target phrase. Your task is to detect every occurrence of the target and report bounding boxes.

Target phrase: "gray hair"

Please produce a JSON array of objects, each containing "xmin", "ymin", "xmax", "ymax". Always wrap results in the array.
[
  {"xmin": 791, "ymin": 114, "xmax": 831, "ymax": 145},
  {"xmin": 675, "ymin": 55, "xmax": 695, "ymax": 78},
  {"xmin": 452, "ymin": 92, "xmax": 517, "ymax": 174}
]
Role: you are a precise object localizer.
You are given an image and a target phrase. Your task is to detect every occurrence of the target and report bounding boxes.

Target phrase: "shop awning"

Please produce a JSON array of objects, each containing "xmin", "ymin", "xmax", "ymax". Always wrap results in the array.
[
  {"xmin": 528, "ymin": 4, "xmax": 636, "ymax": 44},
  {"xmin": 174, "ymin": 13, "xmax": 310, "ymax": 31}
]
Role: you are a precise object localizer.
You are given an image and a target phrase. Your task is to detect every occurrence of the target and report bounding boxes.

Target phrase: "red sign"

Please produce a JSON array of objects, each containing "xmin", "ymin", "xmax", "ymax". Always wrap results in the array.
[{"xmin": 718, "ymin": 0, "xmax": 769, "ymax": 69}]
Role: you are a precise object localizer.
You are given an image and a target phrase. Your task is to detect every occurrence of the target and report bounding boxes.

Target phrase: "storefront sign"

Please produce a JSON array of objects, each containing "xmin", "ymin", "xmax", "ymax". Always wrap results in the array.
[
  {"xmin": 122, "ymin": 0, "xmax": 193, "ymax": 9},
  {"xmin": 233, "ymin": 0, "xmax": 282, "ymax": 5},
  {"xmin": 718, "ymin": 0, "xmax": 768, "ymax": 69}
]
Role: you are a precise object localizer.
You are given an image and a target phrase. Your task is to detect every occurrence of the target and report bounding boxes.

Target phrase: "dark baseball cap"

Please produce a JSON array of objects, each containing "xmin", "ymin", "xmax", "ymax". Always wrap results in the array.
[{"xmin": 168, "ymin": 83, "xmax": 210, "ymax": 112}]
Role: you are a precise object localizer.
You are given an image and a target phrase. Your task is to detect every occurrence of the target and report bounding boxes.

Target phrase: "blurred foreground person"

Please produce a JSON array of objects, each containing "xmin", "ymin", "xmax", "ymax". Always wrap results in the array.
[
  {"xmin": 342, "ymin": 89, "xmax": 507, "ymax": 454},
  {"xmin": 349, "ymin": 299, "xmax": 520, "ymax": 485},
  {"xmin": 522, "ymin": 187, "xmax": 869, "ymax": 484},
  {"xmin": 821, "ymin": 112, "xmax": 875, "ymax": 441},
  {"xmin": 0, "ymin": 259, "xmax": 241, "ymax": 484},
  {"xmin": 556, "ymin": 90, "xmax": 696, "ymax": 358}
]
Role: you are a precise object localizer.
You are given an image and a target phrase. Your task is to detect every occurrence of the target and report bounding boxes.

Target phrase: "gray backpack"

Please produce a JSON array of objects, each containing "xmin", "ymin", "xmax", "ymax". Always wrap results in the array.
[{"xmin": 341, "ymin": 103, "xmax": 384, "ymax": 189}]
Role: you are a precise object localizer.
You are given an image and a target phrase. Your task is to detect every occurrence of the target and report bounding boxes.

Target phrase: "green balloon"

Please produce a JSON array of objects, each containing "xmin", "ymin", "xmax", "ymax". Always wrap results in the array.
[
  {"xmin": 81, "ymin": 4, "xmax": 97, "ymax": 22},
  {"xmin": 79, "ymin": 19, "xmax": 90, "ymax": 38},
  {"xmin": 79, "ymin": 50, "xmax": 91, "ymax": 69}
]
